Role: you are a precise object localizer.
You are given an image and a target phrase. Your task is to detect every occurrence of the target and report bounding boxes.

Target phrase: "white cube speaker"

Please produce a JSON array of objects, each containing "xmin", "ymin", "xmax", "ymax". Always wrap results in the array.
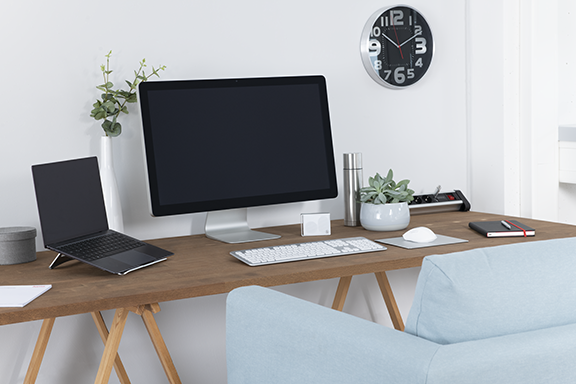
[{"xmin": 301, "ymin": 213, "xmax": 331, "ymax": 236}]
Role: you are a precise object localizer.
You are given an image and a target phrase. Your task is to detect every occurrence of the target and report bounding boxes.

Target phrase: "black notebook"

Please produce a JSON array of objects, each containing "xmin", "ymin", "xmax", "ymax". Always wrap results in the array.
[{"xmin": 469, "ymin": 220, "xmax": 535, "ymax": 238}]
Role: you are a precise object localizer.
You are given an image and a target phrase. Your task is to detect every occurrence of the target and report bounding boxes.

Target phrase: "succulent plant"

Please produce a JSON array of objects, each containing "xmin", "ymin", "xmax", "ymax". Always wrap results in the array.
[{"xmin": 359, "ymin": 169, "xmax": 415, "ymax": 204}]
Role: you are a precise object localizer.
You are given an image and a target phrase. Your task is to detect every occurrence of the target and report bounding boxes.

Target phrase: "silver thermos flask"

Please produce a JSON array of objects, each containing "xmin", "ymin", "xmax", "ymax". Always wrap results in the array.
[{"xmin": 343, "ymin": 153, "xmax": 362, "ymax": 226}]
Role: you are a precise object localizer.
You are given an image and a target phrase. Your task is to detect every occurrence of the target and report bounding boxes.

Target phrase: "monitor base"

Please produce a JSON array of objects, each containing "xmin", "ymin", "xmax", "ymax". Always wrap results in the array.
[{"xmin": 204, "ymin": 208, "xmax": 281, "ymax": 244}]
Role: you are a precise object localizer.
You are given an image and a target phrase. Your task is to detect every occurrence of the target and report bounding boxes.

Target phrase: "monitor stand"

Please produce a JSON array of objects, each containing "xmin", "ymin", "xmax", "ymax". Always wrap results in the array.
[{"xmin": 204, "ymin": 208, "xmax": 281, "ymax": 244}]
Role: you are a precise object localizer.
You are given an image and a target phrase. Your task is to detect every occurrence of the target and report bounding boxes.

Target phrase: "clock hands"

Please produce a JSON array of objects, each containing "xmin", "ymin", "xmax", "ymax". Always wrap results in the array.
[
  {"xmin": 382, "ymin": 30, "xmax": 423, "ymax": 59},
  {"xmin": 398, "ymin": 31, "xmax": 422, "ymax": 48},
  {"xmin": 382, "ymin": 33, "xmax": 399, "ymax": 47},
  {"xmin": 391, "ymin": 22, "xmax": 404, "ymax": 59}
]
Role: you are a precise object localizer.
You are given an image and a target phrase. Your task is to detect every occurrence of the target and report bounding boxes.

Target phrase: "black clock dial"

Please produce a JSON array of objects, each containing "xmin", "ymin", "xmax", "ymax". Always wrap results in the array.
[{"xmin": 361, "ymin": 6, "xmax": 434, "ymax": 88}]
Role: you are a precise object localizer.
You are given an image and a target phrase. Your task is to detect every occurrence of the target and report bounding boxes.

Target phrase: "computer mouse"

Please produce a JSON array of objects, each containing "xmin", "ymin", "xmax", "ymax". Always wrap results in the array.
[{"xmin": 403, "ymin": 227, "xmax": 437, "ymax": 243}]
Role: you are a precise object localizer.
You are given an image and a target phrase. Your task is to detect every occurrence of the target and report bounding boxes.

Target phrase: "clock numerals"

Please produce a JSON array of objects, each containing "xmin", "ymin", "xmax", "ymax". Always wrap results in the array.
[
  {"xmin": 382, "ymin": 67, "xmax": 416, "ymax": 85},
  {"xmin": 361, "ymin": 6, "xmax": 434, "ymax": 88},
  {"xmin": 379, "ymin": 10, "xmax": 414, "ymax": 27},
  {"xmin": 391, "ymin": 10, "xmax": 404, "ymax": 26},
  {"xmin": 415, "ymin": 37, "xmax": 427, "ymax": 54}
]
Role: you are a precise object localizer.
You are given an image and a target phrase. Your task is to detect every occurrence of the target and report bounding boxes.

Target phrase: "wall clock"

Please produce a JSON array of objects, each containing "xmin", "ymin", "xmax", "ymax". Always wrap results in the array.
[{"xmin": 360, "ymin": 5, "xmax": 434, "ymax": 89}]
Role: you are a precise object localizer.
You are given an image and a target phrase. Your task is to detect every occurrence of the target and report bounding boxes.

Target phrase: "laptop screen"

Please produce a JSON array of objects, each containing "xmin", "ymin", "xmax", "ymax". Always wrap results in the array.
[{"xmin": 32, "ymin": 157, "xmax": 109, "ymax": 246}]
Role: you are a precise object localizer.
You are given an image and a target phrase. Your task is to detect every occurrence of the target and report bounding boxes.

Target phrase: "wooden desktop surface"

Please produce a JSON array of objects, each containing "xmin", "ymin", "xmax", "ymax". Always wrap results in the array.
[{"xmin": 1, "ymin": 211, "xmax": 575, "ymax": 326}]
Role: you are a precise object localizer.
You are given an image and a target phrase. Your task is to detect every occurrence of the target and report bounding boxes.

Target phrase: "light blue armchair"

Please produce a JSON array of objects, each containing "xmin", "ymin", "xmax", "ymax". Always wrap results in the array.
[{"xmin": 227, "ymin": 237, "xmax": 576, "ymax": 383}]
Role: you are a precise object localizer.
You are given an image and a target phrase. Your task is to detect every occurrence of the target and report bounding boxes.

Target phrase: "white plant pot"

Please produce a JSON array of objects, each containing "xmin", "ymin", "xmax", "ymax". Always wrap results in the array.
[
  {"xmin": 360, "ymin": 202, "xmax": 410, "ymax": 231},
  {"xmin": 100, "ymin": 135, "xmax": 124, "ymax": 232}
]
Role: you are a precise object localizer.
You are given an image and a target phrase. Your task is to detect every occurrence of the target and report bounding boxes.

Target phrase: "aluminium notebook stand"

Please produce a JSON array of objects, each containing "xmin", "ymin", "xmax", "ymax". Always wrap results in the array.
[{"xmin": 49, "ymin": 253, "xmax": 74, "ymax": 269}]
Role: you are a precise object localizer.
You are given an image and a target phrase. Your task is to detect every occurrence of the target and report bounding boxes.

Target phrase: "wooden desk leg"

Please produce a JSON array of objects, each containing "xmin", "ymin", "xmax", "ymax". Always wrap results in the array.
[
  {"xmin": 140, "ymin": 304, "xmax": 182, "ymax": 384},
  {"xmin": 23, "ymin": 317, "xmax": 55, "ymax": 384},
  {"xmin": 91, "ymin": 312, "xmax": 131, "ymax": 384},
  {"xmin": 374, "ymin": 271, "xmax": 405, "ymax": 331},
  {"xmin": 331, "ymin": 276, "xmax": 352, "ymax": 311},
  {"xmin": 94, "ymin": 308, "xmax": 129, "ymax": 384}
]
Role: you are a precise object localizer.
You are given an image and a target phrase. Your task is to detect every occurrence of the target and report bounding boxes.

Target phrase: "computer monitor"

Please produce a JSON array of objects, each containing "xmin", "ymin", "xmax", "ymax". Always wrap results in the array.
[{"xmin": 138, "ymin": 75, "xmax": 338, "ymax": 243}]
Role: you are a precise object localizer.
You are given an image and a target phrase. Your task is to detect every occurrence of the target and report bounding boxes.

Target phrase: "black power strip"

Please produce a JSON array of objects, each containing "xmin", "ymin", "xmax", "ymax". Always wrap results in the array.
[{"xmin": 409, "ymin": 190, "xmax": 471, "ymax": 215}]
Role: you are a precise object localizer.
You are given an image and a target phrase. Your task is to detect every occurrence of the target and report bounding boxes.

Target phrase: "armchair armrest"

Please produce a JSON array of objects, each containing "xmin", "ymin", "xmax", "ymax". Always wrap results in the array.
[{"xmin": 226, "ymin": 286, "xmax": 439, "ymax": 384}]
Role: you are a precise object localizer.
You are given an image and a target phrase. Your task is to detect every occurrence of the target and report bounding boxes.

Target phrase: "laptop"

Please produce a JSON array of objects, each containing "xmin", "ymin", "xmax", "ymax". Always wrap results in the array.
[{"xmin": 32, "ymin": 156, "xmax": 173, "ymax": 275}]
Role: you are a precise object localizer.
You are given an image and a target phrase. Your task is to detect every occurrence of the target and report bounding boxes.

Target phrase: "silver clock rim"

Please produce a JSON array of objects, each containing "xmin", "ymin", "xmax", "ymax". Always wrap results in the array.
[{"xmin": 360, "ymin": 4, "xmax": 434, "ymax": 89}]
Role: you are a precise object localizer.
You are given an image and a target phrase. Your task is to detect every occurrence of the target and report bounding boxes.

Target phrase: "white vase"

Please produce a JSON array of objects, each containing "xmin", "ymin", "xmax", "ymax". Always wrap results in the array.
[
  {"xmin": 360, "ymin": 202, "xmax": 410, "ymax": 231},
  {"xmin": 100, "ymin": 135, "xmax": 124, "ymax": 232}
]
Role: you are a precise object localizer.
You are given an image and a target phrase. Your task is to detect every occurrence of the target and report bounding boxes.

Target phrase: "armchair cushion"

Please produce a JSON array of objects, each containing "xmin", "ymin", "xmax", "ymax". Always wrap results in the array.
[
  {"xmin": 405, "ymin": 237, "xmax": 576, "ymax": 344},
  {"xmin": 226, "ymin": 286, "xmax": 439, "ymax": 384},
  {"xmin": 226, "ymin": 285, "xmax": 576, "ymax": 384}
]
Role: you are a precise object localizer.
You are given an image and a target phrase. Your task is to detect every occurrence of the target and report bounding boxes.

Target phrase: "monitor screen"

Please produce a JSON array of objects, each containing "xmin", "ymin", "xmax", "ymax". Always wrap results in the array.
[{"xmin": 138, "ymin": 75, "xmax": 338, "ymax": 243}]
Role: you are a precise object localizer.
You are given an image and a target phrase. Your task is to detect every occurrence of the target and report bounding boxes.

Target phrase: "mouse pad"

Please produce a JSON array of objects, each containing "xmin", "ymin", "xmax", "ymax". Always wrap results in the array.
[{"xmin": 376, "ymin": 235, "xmax": 468, "ymax": 249}]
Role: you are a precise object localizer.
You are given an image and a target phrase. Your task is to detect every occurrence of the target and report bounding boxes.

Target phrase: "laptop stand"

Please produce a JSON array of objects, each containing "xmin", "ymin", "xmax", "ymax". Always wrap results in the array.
[{"xmin": 49, "ymin": 253, "xmax": 73, "ymax": 269}]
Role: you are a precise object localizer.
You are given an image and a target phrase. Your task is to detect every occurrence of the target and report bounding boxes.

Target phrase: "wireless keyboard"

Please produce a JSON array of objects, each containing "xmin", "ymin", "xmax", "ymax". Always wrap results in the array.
[{"xmin": 230, "ymin": 237, "xmax": 387, "ymax": 266}]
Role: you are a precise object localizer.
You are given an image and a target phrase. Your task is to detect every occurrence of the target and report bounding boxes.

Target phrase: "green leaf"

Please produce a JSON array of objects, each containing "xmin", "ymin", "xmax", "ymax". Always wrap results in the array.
[
  {"xmin": 90, "ymin": 107, "xmax": 107, "ymax": 120},
  {"xmin": 102, "ymin": 100, "xmax": 116, "ymax": 112},
  {"xmin": 110, "ymin": 122, "xmax": 121, "ymax": 136},
  {"xmin": 397, "ymin": 179, "xmax": 410, "ymax": 188},
  {"xmin": 384, "ymin": 169, "xmax": 393, "ymax": 182},
  {"xmin": 126, "ymin": 93, "xmax": 137, "ymax": 103},
  {"xmin": 102, "ymin": 119, "xmax": 122, "ymax": 137}
]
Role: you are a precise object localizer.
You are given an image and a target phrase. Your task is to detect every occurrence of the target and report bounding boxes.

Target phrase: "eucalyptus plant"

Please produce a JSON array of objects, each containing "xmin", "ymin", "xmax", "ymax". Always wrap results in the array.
[
  {"xmin": 90, "ymin": 51, "xmax": 166, "ymax": 137},
  {"xmin": 359, "ymin": 169, "xmax": 415, "ymax": 204}
]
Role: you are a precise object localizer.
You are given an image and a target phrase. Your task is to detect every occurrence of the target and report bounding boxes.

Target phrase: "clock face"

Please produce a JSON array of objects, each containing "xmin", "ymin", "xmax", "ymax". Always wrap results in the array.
[{"xmin": 360, "ymin": 6, "xmax": 434, "ymax": 88}]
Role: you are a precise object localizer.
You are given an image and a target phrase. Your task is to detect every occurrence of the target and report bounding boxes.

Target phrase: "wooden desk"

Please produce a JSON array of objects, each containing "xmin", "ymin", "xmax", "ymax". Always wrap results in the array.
[{"xmin": 1, "ymin": 211, "xmax": 575, "ymax": 383}]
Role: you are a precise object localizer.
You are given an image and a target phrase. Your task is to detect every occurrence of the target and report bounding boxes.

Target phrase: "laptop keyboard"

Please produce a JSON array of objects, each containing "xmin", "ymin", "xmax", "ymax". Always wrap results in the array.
[{"xmin": 58, "ymin": 232, "xmax": 145, "ymax": 261}]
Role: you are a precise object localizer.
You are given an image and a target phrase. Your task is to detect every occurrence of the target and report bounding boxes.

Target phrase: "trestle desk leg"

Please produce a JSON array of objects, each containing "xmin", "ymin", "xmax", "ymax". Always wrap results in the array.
[
  {"xmin": 91, "ymin": 311, "xmax": 131, "ymax": 384},
  {"xmin": 94, "ymin": 308, "xmax": 129, "ymax": 384},
  {"xmin": 375, "ymin": 271, "xmax": 405, "ymax": 331},
  {"xmin": 24, "ymin": 317, "xmax": 55, "ymax": 384},
  {"xmin": 331, "ymin": 276, "xmax": 353, "ymax": 311},
  {"xmin": 140, "ymin": 303, "xmax": 182, "ymax": 384}
]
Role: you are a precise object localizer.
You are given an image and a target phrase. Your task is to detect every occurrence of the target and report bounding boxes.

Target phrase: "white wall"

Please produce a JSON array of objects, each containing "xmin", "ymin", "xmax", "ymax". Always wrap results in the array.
[
  {"xmin": 0, "ymin": 0, "xmax": 569, "ymax": 383},
  {"xmin": 468, "ymin": 0, "xmax": 561, "ymax": 221},
  {"xmin": 558, "ymin": 1, "xmax": 576, "ymax": 223}
]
